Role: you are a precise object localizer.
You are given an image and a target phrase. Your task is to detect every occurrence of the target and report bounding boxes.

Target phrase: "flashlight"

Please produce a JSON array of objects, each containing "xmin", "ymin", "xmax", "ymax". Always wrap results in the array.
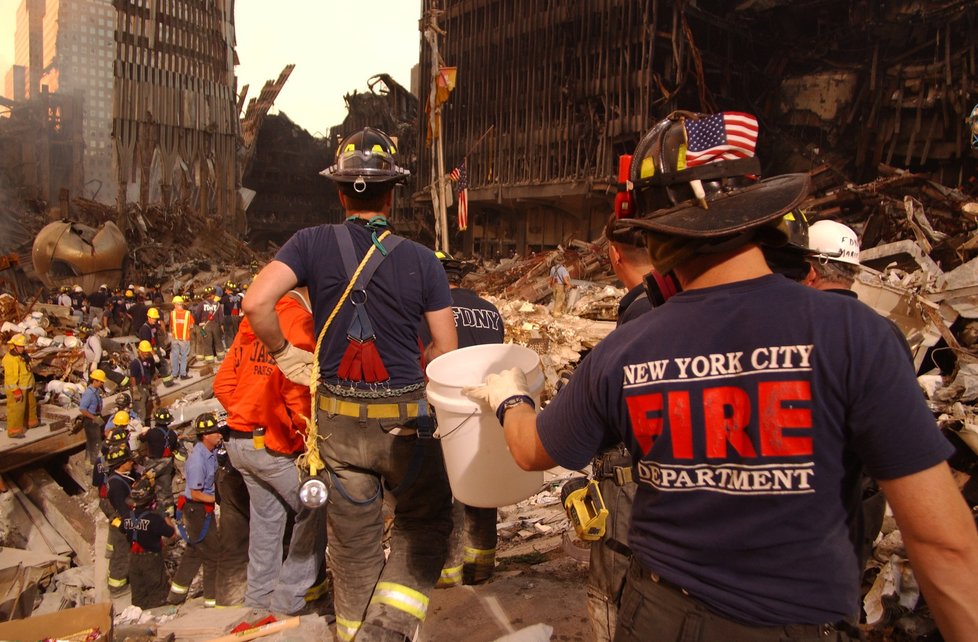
[{"xmin": 299, "ymin": 476, "xmax": 328, "ymax": 509}]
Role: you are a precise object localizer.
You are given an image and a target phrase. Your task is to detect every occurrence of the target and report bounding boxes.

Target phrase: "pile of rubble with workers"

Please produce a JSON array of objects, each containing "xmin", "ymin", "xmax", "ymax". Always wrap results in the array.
[{"xmin": 2, "ymin": 123, "xmax": 978, "ymax": 642}]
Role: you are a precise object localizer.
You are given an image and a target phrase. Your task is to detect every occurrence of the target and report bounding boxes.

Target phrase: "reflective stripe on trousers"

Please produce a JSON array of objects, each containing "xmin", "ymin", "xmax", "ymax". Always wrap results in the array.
[{"xmin": 319, "ymin": 403, "xmax": 452, "ymax": 641}]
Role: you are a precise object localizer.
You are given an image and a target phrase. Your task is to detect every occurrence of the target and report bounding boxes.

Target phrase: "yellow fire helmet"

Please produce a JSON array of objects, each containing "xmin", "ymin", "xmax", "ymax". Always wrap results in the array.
[
  {"xmin": 113, "ymin": 410, "xmax": 131, "ymax": 426},
  {"xmin": 147, "ymin": 307, "xmax": 160, "ymax": 319},
  {"xmin": 7, "ymin": 334, "xmax": 28, "ymax": 347},
  {"xmin": 137, "ymin": 340, "xmax": 153, "ymax": 353}
]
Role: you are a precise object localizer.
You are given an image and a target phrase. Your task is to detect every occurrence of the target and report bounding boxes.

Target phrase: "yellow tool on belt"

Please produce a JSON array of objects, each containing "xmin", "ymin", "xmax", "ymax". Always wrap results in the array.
[{"xmin": 561, "ymin": 477, "xmax": 609, "ymax": 541}]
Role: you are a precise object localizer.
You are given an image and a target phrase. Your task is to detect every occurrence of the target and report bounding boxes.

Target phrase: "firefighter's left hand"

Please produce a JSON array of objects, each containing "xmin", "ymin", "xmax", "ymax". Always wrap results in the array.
[{"xmin": 270, "ymin": 341, "xmax": 314, "ymax": 386}]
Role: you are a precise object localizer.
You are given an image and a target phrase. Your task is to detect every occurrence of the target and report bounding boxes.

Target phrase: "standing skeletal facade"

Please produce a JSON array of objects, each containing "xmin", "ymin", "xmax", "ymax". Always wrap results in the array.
[{"xmin": 113, "ymin": 0, "xmax": 242, "ymax": 231}]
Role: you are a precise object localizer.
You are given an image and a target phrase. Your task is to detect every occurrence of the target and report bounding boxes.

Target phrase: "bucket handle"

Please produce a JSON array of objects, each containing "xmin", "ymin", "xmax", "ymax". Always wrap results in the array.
[{"xmin": 433, "ymin": 409, "xmax": 479, "ymax": 440}]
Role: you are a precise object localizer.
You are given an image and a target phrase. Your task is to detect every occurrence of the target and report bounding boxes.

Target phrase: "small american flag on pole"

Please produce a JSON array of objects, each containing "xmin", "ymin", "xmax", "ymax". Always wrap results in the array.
[
  {"xmin": 449, "ymin": 160, "xmax": 468, "ymax": 231},
  {"xmin": 684, "ymin": 112, "xmax": 758, "ymax": 167}
]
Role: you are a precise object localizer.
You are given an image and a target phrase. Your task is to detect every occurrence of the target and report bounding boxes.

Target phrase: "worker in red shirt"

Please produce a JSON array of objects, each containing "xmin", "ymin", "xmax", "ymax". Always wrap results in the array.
[{"xmin": 214, "ymin": 288, "xmax": 326, "ymax": 615}]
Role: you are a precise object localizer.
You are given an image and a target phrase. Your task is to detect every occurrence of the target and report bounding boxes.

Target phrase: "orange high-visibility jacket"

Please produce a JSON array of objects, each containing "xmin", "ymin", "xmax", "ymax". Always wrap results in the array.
[
  {"xmin": 169, "ymin": 308, "xmax": 195, "ymax": 341},
  {"xmin": 213, "ymin": 294, "xmax": 313, "ymax": 455}
]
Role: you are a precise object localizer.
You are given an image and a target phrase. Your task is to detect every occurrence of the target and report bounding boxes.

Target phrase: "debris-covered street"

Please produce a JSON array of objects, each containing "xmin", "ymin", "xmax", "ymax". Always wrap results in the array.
[{"xmin": 2, "ymin": 1, "xmax": 978, "ymax": 641}]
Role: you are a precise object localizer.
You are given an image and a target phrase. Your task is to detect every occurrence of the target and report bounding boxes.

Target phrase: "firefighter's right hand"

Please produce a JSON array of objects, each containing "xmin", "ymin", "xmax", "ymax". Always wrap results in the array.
[
  {"xmin": 463, "ymin": 367, "xmax": 530, "ymax": 411},
  {"xmin": 270, "ymin": 341, "xmax": 314, "ymax": 385}
]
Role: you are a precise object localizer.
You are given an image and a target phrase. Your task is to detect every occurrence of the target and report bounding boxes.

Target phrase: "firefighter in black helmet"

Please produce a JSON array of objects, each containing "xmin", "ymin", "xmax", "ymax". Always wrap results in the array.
[
  {"xmin": 168, "ymin": 412, "xmax": 222, "ymax": 607},
  {"xmin": 243, "ymin": 126, "xmax": 457, "ymax": 638}
]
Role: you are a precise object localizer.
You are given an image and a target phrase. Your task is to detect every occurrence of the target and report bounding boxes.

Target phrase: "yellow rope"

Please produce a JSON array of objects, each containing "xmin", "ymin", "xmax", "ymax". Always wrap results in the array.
[{"xmin": 296, "ymin": 230, "xmax": 392, "ymax": 477}]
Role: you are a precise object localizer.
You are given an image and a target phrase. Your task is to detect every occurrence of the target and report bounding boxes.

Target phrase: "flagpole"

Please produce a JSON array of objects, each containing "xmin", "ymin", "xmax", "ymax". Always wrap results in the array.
[{"xmin": 423, "ymin": 8, "xmax": 450, "ymax": 254}]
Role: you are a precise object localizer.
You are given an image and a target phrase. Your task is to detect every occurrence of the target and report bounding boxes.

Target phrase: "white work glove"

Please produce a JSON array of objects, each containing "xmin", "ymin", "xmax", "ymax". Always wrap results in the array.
[
  {"xmin": 463, "ymin": 367, "xmax": 533, "ymax": 423},
  {"xmin": 270, "ymin": 341, "xmax": 314, "ymax": 386}
]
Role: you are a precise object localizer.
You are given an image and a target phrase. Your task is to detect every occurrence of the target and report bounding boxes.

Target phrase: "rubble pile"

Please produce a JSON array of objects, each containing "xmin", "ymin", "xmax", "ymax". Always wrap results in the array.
[{"xmin": 70, "ymin": 197, "xmax": 265, "ymax": 287}]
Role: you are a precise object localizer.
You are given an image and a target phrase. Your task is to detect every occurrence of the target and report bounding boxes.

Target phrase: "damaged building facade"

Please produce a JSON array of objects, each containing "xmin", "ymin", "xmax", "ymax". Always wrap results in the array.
[{"xmin": 418, "ymin": 0, "xmax": 977, "ymax": 257}]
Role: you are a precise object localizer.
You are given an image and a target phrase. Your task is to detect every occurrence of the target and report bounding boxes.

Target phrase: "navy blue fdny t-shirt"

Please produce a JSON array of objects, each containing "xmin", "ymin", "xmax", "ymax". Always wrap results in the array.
[
  {"xmin": 276, "ymin": 221, "xmax": 452, "ymax": 390},
  {"xmin": 537, "ymin": 274, "xmax": 952, "ymax": 626},
  {"xmin": 419, "ymin": 287, "xmax": 504, "ymax": 349}
]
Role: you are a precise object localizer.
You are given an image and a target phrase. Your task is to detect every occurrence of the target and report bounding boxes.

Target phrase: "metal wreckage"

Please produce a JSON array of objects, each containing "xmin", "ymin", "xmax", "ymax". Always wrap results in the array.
[{"xmin": 0, "ymin": 0, "xmax": 977, "ymax": 639}]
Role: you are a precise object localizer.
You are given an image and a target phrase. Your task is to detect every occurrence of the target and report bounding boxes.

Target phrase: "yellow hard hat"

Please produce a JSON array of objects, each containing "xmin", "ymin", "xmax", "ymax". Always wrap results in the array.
[
  {"xmin": 138, "ymin": 340, "xmax": 153, "ymax": 352},
  {"xmin": 7, "ymin": 334, "xmax": 28, "ymax": 347},
  {"xmin": 213, "ymin": 295, "xmax": 220, "ymax": 302},
  {"xmin": 125, "ymin": 289, "xmax": 134, "ymax": 298},
  {"xmin": 172, "ymin": 295, "xmax": 185, "ymax": 304},
  {"xmin": 147, "ymin": 307, "xmax": 160, "ymax": 319},
  {"xmin": 113, "ymin": 410, "xmax": 131, "ymax": 426},
  {"xmin": 90, "ymin": 369, "xmax": 107, "ymax": 382}
]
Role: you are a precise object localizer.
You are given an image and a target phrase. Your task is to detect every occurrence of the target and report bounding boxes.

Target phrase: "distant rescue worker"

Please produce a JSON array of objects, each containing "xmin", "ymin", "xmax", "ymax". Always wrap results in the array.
[
  {"xmin": 220, "ymin": 281, "xmax": 243, "ymax": 347},
  {"xmin": 548, "ymin": 256, "xmax": 572, "ymax": 315},
  {"xmin": 243, "ymin": 127, "xmax": 457, "ymax": 641},
  {"xmin": 129, "ymin": 293, "xmax": 150, "ymax": 335},
  {"xmin": 169, "ymin": 295, "xmax": 195, "ymax": 380},
  {"xmin": 214, "ymin": 288, "xmax": 325, "ymax": 614},
  {"xmin": 138, "ymin": 307, "xmax": 174, "ymax": 386},
  {"xmin": 103, "ymin": 442, "xmax": 138, "ymax": 596},
  {"xmin": 168, "ymin": 412, "xmax": 222, "ymax": 607},
  {"xmin": 425, "ymin": 252, "xmax": 504, "ymax": 587},
  {"xmin": 70, "ymin": 284, "xmax": 88, "ymax": 324},
  {"xmin": 124, "ymin": 476, "xmax": 177, "ymax": 609},
  {"xmin": 3, "ymin": 334, "xmax": 38, "ymax": 438},
  {"xmin": 139, "ymin": 407, "xmax": 184, "ymax": 515},
  {"xmin": 88, "ymin": 284, "xmax": 109, "ymax": 328},
  {"xmin": 130, "ymin": 340, "xmax": 160, "ymax": 421},
  {"xmin": 194, "ymin": 291, "xmax": 225, "ymax": 362},
  {"xmin": 57, "ymin": 286, "xmax": 72, "ymax": 308},
  {"xmin": 79, "ymin": 369, "xmax": 107, "ymax": 465}
]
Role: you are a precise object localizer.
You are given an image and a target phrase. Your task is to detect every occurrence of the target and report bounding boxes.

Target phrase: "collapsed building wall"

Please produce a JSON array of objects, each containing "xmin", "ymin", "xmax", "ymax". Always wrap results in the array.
[{"xmin": 417, "ymin": 0, "xmax": 978, "ymax": 257}]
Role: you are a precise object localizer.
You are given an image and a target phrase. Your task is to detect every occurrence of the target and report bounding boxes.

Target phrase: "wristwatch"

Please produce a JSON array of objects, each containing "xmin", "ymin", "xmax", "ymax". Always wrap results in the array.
[{"xmin": 495, "ymin": 394, "xmax": 536, "ymax": 425}]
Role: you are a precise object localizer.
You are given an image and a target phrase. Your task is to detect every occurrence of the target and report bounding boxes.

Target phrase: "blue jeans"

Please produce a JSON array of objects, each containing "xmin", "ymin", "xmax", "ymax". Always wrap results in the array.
[
  {"xmin": 225, "ymin": 437, "xmax": 325, "ymax": 613},
  {"xmin": 170, "ymin": 340, "xmax": 190, "ymax": 377}
]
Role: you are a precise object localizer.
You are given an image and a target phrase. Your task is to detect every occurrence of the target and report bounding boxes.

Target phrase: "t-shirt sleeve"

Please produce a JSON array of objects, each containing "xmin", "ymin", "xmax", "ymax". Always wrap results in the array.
[
  {"xmin": 537, "ymin": 348, "xmax": 614, "ymax": 470},
  {"xmin": 847, "ymin": 314, "xmax": 952, "ymax": 480},
  {"xmin": 275, "ymin": 228, "xmax": 315, "ymax": 286},
  {"xmin": 421, "ymin": 250, "xmax": 453, "ymax": 312}
]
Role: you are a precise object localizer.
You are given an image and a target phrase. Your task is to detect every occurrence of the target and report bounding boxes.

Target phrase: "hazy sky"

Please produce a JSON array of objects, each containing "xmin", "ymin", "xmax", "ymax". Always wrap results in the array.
[{"xmin": 0, "ymin": 0, "xmax": 423, "ymax": 135}]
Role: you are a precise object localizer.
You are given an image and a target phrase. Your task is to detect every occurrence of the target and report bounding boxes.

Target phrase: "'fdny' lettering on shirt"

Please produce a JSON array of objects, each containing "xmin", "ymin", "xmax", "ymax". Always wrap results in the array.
[{"xmin": 452, "ymin": 306, "xmax": 502, "ymax": 332}]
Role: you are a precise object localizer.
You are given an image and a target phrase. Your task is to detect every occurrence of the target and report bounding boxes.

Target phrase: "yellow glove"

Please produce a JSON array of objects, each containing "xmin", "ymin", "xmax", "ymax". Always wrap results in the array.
[{"xmin": 270, "ymin": 341, "xmax": 314, "ymax": 386}]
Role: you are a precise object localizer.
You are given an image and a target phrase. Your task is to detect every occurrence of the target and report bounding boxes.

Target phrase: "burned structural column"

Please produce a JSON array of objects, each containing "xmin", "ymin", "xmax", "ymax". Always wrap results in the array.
[{"xmin": 112, "ymin": 0, "xmax": 240, "ymax": 230}]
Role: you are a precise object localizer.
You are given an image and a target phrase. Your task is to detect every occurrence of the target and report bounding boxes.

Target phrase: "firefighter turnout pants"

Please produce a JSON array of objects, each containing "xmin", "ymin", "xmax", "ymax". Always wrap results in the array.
[
  {"xmin": 6, "ymin": 388, "xmax": 38, "ymax": 436},
  {"xmin": 197, "ymin": 321, "xmax": 224, "ymax": 362},
  {"xmin": 130, "ymin": 550, "xmax": 169, "ymax": 609},
  {"xmin": 438, "ymin": 501, "xmax": 497, "ymax": 588},
  {"xmin": 588, "ymin": 472, "xmax": 637, "ymax": 642},
  {"xmin": 318, "ymin": 395, "xmax": 453, "ymax": 642},
  {"xmin": 216, "ymin": 464, "xmax": 250, "ymax": 607},
  {"xmin": 169, "ymin": 500, "xmax": 219, "ymax": 606},
  {"xmin": 107, "ymin": 520, "xmax": 130, "ymax": 592},
  {"xmin": 83, "ymin": 416, "xmax": 103, "ymax": 465}
]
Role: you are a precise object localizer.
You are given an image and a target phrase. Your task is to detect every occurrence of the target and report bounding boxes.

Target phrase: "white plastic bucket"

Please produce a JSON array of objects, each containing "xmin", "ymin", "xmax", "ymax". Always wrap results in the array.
[{"xmin": 426, "ymin": 343, "xmax": 545, "ymax": 508}]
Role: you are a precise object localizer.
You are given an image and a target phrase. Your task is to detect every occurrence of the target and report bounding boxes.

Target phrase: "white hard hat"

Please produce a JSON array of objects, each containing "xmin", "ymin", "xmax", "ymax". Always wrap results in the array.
[{"xmin": 808, "ymin": 220, "xmax": 860, "ymax": 266}]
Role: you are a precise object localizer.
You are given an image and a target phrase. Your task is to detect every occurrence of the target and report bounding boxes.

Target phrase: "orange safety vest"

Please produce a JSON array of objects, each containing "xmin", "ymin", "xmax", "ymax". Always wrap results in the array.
[{"xmin": 170, "ymin": 309, "xmax": 194, "ymax": 341}]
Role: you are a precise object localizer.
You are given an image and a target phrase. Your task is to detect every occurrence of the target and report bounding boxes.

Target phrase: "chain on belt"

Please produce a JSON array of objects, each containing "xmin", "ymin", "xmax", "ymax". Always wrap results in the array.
[{"xmin": 321, "ymin": 381, "xmax": 425, "ymax": 400}]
